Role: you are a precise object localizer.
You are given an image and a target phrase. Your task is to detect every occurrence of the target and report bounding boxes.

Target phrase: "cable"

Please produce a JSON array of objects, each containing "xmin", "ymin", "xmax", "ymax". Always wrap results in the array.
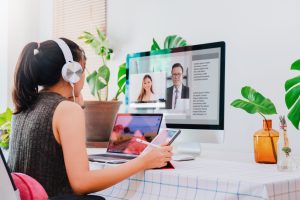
[{"xmin": 71, "ymin": 83, "xmax": 75, "ymax": 102}]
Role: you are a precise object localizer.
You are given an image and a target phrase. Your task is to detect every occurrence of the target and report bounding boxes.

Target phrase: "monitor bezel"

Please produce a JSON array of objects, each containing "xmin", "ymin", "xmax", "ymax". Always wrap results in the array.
[{"xmin": 126, "ymin": 41, "xmax": 225, "ymax": 130}]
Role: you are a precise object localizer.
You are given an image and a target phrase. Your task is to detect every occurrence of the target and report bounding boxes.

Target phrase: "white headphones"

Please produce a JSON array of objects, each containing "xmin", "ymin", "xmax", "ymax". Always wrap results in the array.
[{"xmin": 53, "ymin": 39, "xmax": 83, "ymax": 86}]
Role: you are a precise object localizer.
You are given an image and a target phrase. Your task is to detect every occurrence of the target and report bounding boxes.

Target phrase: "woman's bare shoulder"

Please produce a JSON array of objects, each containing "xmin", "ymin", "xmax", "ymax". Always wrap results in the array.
[{"xmin": 54, "ymin": 100, "xmax": 84, "ymax": 121}]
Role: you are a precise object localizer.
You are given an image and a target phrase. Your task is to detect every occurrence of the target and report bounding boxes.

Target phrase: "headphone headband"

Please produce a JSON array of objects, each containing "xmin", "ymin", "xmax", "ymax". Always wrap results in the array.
[
  {"xmin": 53, "ymin": 39, "xmax": 74, "ymax": 63},
  {"xmin": 53, "ymin": 38, "xmax": 83, "ymax": 85}
]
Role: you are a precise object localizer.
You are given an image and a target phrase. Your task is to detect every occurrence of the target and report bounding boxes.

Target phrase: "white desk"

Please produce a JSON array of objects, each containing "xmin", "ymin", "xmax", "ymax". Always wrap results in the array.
[{"xmin": 88, "ymin": 148, "xmax": 300, "ymax": 200}]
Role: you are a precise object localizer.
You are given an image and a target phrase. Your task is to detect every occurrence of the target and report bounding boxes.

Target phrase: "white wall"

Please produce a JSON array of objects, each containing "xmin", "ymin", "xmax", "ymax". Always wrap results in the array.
[
  {"xmin": 107, "ymin": 0, "xmax": 300, "ymax": 155},
  {"xmin": 6, "ymin": 0, "xmax": 53, "ymax": 108},
  {"xmin": 0, "ymin": 0, "xmax": 8, "ymax": 113},
  {"xmin": 4, "ymin": 0, "xmax": 300, "ymax": 156}
]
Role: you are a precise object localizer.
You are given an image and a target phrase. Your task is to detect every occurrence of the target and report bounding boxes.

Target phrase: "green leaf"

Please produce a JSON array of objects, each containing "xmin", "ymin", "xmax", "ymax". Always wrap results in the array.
[
  {"xmin": 285, "ymin": 58, "xmax": 300, "ymax": 129},
  {"xmin": 0, "ymin": 108, "xmax": 12, "ymax": 149},
  {"xmin": 231, "ymin": 86, "xmax": 277, "ymax": 115},
  {"xmin": 287, "ymin": 97, "xmax": 300, "ymax": 129},
  {"xmin": 0, "ymin": 135, "xmax": 9, "ymax": 149},
  {"xmin": 151, "ymin": 38, "xmax": 161, "ymax": 51},
  {"xmin": 79, "ymin": 28, "xmax": 112, "ymax": 59},
  {"xmin": 285, "ymin": 76, "xmax": 300, "ymax": 91},
  {"xmin": 285, "ymin": 85, "xmax": 300, "ymax": 109},
  {"xmin": 117, "ymin": 63, "xmax": 126, "ymax": 95},
  {"xmin": 282, "ymin": 146, "xmax": 291, "ymax": 154},
  {"xmin": 86, "ymin": 70, "xmax": 106, "ymax": 97},
  {"xmin": 98, "ymin": 65, "xmax": 110, "ymax": 84},
  {"xmin": 163, "ymin": 35, "xmax": 187, "ymax": 49},
  {"xmin": 152, "ymin": 35, "xmax": 187, "ymax": 52},
  {"xmin": 231, "ymin": 99, "xmax": 258, "ymax": 114},
  {"xmin": 291, "ymin": 59, "xmax": 300, "ymax": 70},
  {"xmin": 96, "ymin": 28, "xmax": 106, "ymax": 41},
  {"xmin": 0, "ymin": 108, "xmax": 12, "ymax": 127},
  {"xmin": 164, "ymin": 35, "xmax": 175, "ymax": 49},
  {"xmin": 79, "ymin": 28, "xmax": 117, "ymax": 100},
  {"xmin": 114, "ymin": 63, "xmax": 127, "ymax": 99},
  {"xmin": 179, "ymin": 39, "xmax": 187, "ymax": 47}
]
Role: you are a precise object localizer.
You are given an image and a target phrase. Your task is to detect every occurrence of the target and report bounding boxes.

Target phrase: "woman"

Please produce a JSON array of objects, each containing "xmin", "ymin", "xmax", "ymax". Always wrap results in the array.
[
  {"xmin": 137, "ymin": 74, "xmax": 157, "ymax": 102},
  {"xmin": 7, "ymin": 38, "xmax": 172, "ymax": 198}
]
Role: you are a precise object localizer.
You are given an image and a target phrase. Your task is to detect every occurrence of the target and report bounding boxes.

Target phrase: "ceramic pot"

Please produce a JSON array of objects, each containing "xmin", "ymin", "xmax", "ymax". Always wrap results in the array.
[{"xmin": 84, "ymin": 101, "xmax": 121, "ymax": 142}]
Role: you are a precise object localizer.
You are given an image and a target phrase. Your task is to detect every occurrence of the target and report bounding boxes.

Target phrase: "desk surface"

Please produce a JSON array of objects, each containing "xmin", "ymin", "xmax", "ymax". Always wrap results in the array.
[{"xmin": 88, "ymin": 148, "xmax": 300, "ymax": 200}]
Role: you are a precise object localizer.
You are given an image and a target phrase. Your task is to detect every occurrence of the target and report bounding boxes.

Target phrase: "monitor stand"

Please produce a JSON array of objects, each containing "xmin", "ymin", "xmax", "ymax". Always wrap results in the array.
[
  {"xmin": 160, "ymin": 119, "xmax": 224, "ymax": 156},
  {"xmin": 170, "ymin": 129, "xmax": 224, "ymax": 156},
  {"xmin": 174, "ymin": 140, "xmax": 202, "ymax": 156}
]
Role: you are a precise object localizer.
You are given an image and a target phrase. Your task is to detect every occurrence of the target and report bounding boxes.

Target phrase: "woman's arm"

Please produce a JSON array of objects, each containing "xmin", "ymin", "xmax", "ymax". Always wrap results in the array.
[{"xmin": 52, "ymin": 101, "xmax": 172, "ymax": 195}]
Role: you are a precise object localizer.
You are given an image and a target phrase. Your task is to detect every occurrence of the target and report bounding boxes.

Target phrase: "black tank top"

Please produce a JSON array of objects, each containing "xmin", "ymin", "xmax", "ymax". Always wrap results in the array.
[{"xmin": 8, "ymin": 92, "xmax": 73, "ymax": 197}]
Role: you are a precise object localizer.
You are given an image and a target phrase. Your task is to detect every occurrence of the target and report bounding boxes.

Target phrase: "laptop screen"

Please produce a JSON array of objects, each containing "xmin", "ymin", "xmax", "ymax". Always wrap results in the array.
[{"xmin": 107, "ymin": 114, "xmax": 163, "ymax": 155}]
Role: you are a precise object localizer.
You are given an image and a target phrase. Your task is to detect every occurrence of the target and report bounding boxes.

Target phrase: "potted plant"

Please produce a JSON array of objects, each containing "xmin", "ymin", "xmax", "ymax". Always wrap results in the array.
[
  {"xmin": 284, "ymin": 59, "xmax": 300, "ymax": 130},
  {"xmin": 79, "ymin": 29, "xmax": 188, "ymax": 144},
  {"xmin": 79, "ymin": 28, "xmax": 126, "ymax": 144},
  {"xmin": 150, "ymin": 35, "xmax": 187, "ymax": 51},
  {"xmin": 0, "ymin": 108, "xmax": 13, "ymax": 150},
  {"xmin": 231, "ymin": 86, "xmax": 278, "ymax": 163}
]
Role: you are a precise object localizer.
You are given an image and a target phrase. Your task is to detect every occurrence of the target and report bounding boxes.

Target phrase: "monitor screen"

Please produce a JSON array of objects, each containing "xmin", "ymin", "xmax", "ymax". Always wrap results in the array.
[
  {"xmin": 126, "ymin": 42, "xmax": 225, "ymax": 130},
  {"xmin": 107, "ymin": 113, "xmax": 163, "ymax": 155}
]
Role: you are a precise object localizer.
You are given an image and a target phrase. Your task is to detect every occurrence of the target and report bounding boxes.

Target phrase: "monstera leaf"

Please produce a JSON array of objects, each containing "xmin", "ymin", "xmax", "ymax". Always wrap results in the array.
[
  {"xmin": 285, "ymin": 59, "xmax": 300, "ymax": 129},
  {"xmin": 86, "ymin": 65, "xmax": 110, "ymax": 99},
  {"xmin": 164, "ymin": 35, "xmax": 187, "ymax": 49},
  {"xmin": 151, "ymin": 35, "xmax": 188, "ymax": 51},
  {"xmin": 231, "ymin": 86, "xmax": 277, "ymax": 117},
  {"xmin": 115, "ymin": 63, "xmax": 126, "ymax": 99}
]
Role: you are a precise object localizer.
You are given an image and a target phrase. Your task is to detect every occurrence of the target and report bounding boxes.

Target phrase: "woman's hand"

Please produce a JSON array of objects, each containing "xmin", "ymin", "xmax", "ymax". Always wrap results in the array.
[{"xmin": 138, "ymin": 145, "xmax": 173, "ymax": 169}]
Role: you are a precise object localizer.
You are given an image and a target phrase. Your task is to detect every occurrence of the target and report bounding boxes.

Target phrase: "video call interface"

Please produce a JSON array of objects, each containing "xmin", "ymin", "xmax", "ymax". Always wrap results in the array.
[
  {"xmin": 107, "ymin": 115, "xmax": 162, "ymax": 155},
  {"xmin": 127, "ymin": 46, "xmax": 222, "ymax": 126}
]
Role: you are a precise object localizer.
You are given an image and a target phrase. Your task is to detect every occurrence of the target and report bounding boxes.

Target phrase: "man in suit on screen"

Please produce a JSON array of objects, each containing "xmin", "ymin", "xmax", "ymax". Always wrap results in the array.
[{"xmin": 165, "ymin": 63, "xmax": 189, "ymax": 109}]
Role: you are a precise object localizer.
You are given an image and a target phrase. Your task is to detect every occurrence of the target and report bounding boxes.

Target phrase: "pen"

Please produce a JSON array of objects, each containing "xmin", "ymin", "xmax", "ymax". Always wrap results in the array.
[{"xmin": 135, "ymin": 138, "xmax": 160, "ymax": 148}]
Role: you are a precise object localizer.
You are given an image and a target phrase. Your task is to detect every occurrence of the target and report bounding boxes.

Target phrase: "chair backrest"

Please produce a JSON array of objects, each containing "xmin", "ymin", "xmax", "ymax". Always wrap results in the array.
[{"xmin": 0, "ymin": 148, "xmax": 19, "ymax": 200}]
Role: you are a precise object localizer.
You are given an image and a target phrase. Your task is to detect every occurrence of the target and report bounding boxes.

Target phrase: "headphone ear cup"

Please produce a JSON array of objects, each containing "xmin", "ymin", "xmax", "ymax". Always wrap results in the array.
[{"xmin": 61, "ymin": 61, "xmax": 83, "ymax": 84}]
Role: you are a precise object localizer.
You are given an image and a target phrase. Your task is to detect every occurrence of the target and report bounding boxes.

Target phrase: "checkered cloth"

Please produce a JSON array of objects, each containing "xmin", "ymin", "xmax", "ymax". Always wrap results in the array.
[{"xmin": 90, "ymin": 158, "xmax": 300, "ymax": 200}]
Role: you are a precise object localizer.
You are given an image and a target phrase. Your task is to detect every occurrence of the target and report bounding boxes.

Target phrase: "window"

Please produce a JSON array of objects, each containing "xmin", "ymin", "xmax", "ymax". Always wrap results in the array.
[{"xmin": 53, "ymin": 0, "xmax": 106, "ymax": 99}]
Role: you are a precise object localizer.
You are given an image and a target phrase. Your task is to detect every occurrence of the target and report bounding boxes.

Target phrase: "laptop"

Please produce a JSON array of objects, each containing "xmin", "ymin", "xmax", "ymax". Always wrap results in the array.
[
  {"xmin": 88, "ymin": 113, "xmax": 163, "ymax": 163},
  {"xmin": 0, "ymin": 148, "xmax": 20, "ymax": 200}
]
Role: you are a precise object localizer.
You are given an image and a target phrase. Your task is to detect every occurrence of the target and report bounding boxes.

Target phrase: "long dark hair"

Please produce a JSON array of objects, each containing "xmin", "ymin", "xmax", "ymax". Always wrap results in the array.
[
  {"xmin": 137, "ymin": 74, "xmax": 154, "ymax": 101},
  {"xmin": 12, "ymin": 38, "xmax": 84, "ymax": 114}
]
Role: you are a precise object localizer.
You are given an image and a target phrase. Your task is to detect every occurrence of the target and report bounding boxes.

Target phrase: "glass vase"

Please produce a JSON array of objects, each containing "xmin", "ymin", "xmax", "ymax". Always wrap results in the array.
[
  {"xmin": 277, "ymin": 128, "xmax": 286, "ymax": 167},
  {"xmin": 277, "ymin": 154, "xmax": 297, "ymax": 171},
  {"xmin": 277, "ymin": 128, "xmax": 297, "ymax": 171},
  {"xmin": 253, "ymin": 120, "xmax": 279, "ymax": 164}
]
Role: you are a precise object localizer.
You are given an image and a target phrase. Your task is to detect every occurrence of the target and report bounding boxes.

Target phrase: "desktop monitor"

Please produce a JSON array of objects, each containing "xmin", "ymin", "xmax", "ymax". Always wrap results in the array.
[{"xmin": 126, "ymin": 41, "xmax": 225, "ymax": 152}]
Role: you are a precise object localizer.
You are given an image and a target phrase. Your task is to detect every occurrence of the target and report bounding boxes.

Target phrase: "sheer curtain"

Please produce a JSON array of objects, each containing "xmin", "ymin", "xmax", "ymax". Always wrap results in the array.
[{"xmin": 0, "ymin": 0, "xmax": 8, "ymax": 113}]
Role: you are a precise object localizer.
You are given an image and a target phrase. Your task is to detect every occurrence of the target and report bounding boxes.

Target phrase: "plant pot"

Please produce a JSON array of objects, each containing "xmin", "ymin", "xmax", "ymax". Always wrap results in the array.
[
  {"xmin": 253, "ymin": 120, "xmax": 279, "ymax": 164},
  {"xmin": 84, "ymin": 101, "xmax": 121, "ymax": 143}
]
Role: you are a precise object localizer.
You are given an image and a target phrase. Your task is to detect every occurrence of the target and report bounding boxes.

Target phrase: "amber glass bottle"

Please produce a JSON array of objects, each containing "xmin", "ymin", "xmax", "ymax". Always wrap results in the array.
[{"xmin": 253, "ymin": 120, "xmax": 279, "ymax": 164}]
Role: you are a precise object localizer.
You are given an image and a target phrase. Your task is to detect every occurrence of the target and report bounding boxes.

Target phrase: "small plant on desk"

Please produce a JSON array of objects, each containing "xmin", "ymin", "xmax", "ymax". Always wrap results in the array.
[
  {"xmin": 231, "ymin": 86, "xmax": 278, "ymax": 164},
  {"xmin": 277, "ymin": 115, "xmax": 297, "ymax": 171}
]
